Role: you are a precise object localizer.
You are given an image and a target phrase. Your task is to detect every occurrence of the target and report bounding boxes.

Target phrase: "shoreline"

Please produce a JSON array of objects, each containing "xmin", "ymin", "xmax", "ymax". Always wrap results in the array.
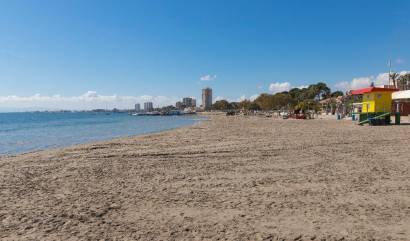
[
  {"xmin": 1, "ymin": 115, "xmax": 409, "ymax": 240},
  {"xmin": 0, "ymin": 114, "xmax": 208, "ymax": 158}
]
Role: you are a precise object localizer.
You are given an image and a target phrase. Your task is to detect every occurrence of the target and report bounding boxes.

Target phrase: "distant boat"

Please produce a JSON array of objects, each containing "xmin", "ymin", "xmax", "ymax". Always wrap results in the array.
[
  {"xmin": 183, "ymin": 109, "xmax": 196, "ymax": 115},
  {"xmin": 167, "ymin": 110, "xmax": 183, "ymax": 116},
  {"xmin": 133, "ymin": 111, "xmax": 161, "ymax": 116}
]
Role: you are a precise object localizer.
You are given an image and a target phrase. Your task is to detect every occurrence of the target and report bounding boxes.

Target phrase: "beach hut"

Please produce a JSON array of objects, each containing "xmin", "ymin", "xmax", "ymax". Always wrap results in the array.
[
  {"xmin": 350, "ymin": 87, "xmax": 398, "ymax": 125},
  {"xmin": 392, "ymin": 90, "xmax": 410, "ymax": 116}
]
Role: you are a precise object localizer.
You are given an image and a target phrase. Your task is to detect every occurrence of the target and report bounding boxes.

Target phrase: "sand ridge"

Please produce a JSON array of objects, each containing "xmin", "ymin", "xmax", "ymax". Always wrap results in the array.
[{"xmin": 1, "ymin": 114, "xmax": 410, "ymax": 240}]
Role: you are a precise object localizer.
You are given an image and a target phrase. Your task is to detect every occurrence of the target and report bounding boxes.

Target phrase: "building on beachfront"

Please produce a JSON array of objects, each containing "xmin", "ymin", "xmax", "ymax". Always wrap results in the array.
[
  {"xmin": 176, "ymin": 101, "xmax": 185, "ymax": 110},
  {"xmin": 202, "ymin": 88, "xmax": 213, "ymax": 110},
  {"xmin": 351, "ymin": 87, "xmax": 395, "ymax": 113},
  {"xmin": 183, "ymin": 97, "xmax": 196, "ymax": 108},
  {"xmin": 319, "ymin": 96, "xmax": 343, "ymax": 115},
  {"xmin": 135, "ymin": 103, "xmax": 141, "ymax": 112},
  {"xmin": 350, "ymin": 86, "xmax": 397, "ymax": 124},
  {"xmin": 144, "ymin": 102, "xmax": 154, "ymax": 112},
  {"xmin": 393, "ymin": 90, "xmax": 410, "ymax": 115}
]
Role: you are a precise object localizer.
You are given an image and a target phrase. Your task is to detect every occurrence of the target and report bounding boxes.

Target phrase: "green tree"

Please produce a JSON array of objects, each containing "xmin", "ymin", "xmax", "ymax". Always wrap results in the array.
[
  {"xmin": 289, "ymin": 88, "xmax": 304, "ymax": 103},
  {"xmin": 228, "ymin": 102, "xmax": 240, "ymax": 110},
  {"xmin": 272, "ymin": 92, "xmax": 292, "ymax": 110},
  {"xmin": 295, "ymin": 100, "xmax": 320, "ymax": 112},
  {"xmin": 213, "ymin": 100, "xmax": 229, "ymax": 110},
  {"xmin": 240, "ymin": 82, "xmax": 336, "ymax": 113},
  {"xmin": 331, "ymin": 91, "xmax": 344, "ymax": 97},
  {"xmin": 314, "ymin": 82, "xmax": 331, "ymax": 100},
  {"xmin": 249, "ymin": 102, "xmax": 261, "ymax": 111},
  {"xmin": 254, "ymin": 93, "xmax": 273, "ymax": 110},
  {"xmin": 390, "ymin": 72, "xmax": 399, "ymax": 88},
  {"xmin": 239, "ymin": 99, "xmax": 252, "ymax": 110},
  {"xmin": 397, "ymin": 73, "xmax": 410, "ymax": 90}
]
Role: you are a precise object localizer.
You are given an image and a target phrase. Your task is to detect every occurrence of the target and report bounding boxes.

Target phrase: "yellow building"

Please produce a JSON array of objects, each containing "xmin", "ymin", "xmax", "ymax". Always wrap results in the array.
[
  {"xmin": 362, "ymin": 91, "xmax": 393, "ymax": 113},
  {"xmin": 351, "ymin": 87, "xmax": 397, "ymax": 113},
  {"xmin": 350, "ymin": 87, "xmax": 398, "ymax": 125}
]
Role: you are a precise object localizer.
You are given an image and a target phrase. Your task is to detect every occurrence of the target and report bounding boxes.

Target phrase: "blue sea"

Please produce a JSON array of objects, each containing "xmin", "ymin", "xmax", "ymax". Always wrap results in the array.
[{"xmin": 0, "ymin": 112, "xmax": 205, "ymax": 156}]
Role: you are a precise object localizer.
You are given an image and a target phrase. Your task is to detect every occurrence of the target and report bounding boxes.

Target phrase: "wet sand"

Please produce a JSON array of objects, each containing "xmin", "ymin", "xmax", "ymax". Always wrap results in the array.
[{"xmin": 1, "ymin": 114, "xmax": 410, "ymax": 240}]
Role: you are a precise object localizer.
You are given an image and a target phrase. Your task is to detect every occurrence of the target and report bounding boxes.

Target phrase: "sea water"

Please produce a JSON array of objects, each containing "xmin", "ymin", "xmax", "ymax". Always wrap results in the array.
[{"xmin": 0, "ymin": 112, "xmax": 205, "ymax": 155}]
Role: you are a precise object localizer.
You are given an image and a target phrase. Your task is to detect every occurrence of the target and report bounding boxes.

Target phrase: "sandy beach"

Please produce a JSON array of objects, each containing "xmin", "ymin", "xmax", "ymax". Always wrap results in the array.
[{"xmin": 1, "ymin": 114, "xmax": 409, "ymax": 240}]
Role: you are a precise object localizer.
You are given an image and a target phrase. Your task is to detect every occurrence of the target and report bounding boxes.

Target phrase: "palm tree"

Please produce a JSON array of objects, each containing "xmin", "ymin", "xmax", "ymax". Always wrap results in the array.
[
  {"xmin": 397, "ymin": 73, "xmax": 410, "ymax": 90},
  {"xmin": 390, "ymin": 72, "xmax": 399, "ymax": 88}
]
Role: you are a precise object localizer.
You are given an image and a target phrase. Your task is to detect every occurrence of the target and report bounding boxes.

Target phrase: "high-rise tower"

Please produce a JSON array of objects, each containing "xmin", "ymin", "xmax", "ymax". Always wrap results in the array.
[{"xmin": 202, "ymin": 88, "xmax": 212, "ymax": 110}]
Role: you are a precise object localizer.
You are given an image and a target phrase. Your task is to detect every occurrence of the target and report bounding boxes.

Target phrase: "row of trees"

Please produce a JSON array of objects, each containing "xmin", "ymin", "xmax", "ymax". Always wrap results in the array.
[
  {"xmin": 213, "ymin": 73, "xmax": 410, "ymax": 112},
  {"xmin": 390, "ymin": 72, "xmax": 410, "ymax": 90},
  {"xmin": 212, "ymin": 82, "xmax": 344, "ymax": 112}
]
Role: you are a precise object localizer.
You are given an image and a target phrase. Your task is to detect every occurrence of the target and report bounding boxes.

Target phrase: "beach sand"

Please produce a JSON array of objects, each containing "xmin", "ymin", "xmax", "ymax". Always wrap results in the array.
[{"xmin": 1, "ymin": 114, "xmax": 409, "ymax": 240}]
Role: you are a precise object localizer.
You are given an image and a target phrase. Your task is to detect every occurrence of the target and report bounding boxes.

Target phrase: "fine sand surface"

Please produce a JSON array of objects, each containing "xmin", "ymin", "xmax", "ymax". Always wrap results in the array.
[{"xmin": 1, "ymin": 114, "xmax": 410, "ymax": 240}]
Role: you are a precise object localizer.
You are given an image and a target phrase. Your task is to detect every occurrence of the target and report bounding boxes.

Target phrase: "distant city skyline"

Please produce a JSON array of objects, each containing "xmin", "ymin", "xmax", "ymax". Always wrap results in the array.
[
  {"xmin": 144, "ymin": 102, "xmax": 154, "ymax": 112},
  {"xmin": 0, "ymin": 0, "xmax": 410, "ymax": 111}
]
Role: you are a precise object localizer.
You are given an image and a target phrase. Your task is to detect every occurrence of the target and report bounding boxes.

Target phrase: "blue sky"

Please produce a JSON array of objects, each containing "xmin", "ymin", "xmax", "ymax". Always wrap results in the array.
[{"xmin": 0, "ymin": 0, "xmax": 409, "ymax": 110}]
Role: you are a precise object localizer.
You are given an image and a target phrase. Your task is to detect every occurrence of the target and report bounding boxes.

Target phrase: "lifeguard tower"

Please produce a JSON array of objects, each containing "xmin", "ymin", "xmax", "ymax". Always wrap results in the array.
[{"xmin": 350, "ymin": 87, "xmax": 398, "ymax": 125}]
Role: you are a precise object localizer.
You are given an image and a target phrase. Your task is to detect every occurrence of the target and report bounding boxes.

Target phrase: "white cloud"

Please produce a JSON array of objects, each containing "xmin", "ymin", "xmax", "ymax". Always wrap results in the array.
[
  {"xmin": 213, "ymin": 94, "xmax": 260, "ymax": 103},
  {"xmin": 334, "ymin": 71, "xmax": 410, "ymax": 91},
  {"xmin": 352, "ymin": 77, "xmax": 373, "ymax": 88},
  {"xmin": 334, "ymin": 76, "xmax": 373, "ymax": 91},
  {"xmin": 238, "ymin": 95, "xmax": 247, "ymax": 102},
  {"xmin": 236, "ymin": 94, "xmax": 259, "ymax": 102},
  {"xmin": 297, "ymin": 85, "xmax": 309, "ymax": 89},
  {"xmin": 399, "ymin": 70, "xmax": 409, "ymax": 76},
  {"xmin": 200, "ymin": 74, "xmax": 217, "ymax": 81},
  {"xmin": 266, "ymin": 82, "xmax": 309, "ymax": 94},
  {"xmin": 0, "ymin": 91, "xmax": 180, "ymax": 111},
  {"xmin": 334, "ymin": 81, "xmax": 350, "ymax": 91},
  {"xmin": 268, "ymin": 82, "xmax": 291, "ymax": 94},
  {"xmin": 214, "ymin": 96, "xmax": 228, "ymax": 102},
  {"xmin": 249, "ymin": 94, "xmax": 259, "ymax": 101},
  {"xmin": 374, "ymin": 73, "xmax": 390, "ymax": 86}
]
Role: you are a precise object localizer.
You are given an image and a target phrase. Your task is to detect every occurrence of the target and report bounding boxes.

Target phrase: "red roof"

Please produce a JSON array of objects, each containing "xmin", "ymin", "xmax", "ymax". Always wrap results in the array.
[{"xmin": 350, "ymin": 87, "xmax": 398, "ymax": 95}]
